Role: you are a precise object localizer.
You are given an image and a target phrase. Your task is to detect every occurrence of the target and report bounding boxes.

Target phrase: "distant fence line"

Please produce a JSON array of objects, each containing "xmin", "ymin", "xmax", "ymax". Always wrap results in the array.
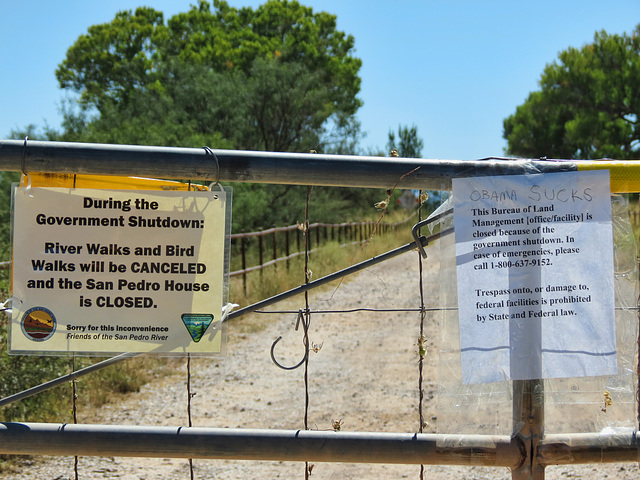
[
  {"xmin": 230, "ymin": 219, "xmax": 408, "ymax": 293},
  {"xmin": 229, "ymin": 206, "xmax": 640, "ymax": 292}
]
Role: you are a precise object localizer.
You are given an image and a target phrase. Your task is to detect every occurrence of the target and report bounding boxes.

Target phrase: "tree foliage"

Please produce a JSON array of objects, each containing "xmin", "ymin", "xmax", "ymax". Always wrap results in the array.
[
  {"xmin": 50, "ymin": 0, "xmax": 387, "ymax": 232},
  {"xmin": 387, "ymin": 124, "xmax": 424, "ymax": 158},
  {"xmin": 56, "ymin": 0, "xmax": 362, "ymax": 153},
  {"xmin": 504, "ymin": 25, "xmax": 640, "ymax": 160}
]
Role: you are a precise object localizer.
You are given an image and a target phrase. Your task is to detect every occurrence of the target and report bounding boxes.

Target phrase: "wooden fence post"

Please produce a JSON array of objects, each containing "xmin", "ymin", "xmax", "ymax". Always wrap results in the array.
[
  {"xmin": 272, "ymin": 226, "xmax": 278, "ymax": 271},
  {"xmin": 241, "ymin": 232, "xmax": 247, "ymax": 296},
  {"xmin": 285, "ymin": 228, "xmax": 290, "ymax": 271},
  {"xmin": 258, "ymin": 229, "xmax": 264, "ymax": 281}
]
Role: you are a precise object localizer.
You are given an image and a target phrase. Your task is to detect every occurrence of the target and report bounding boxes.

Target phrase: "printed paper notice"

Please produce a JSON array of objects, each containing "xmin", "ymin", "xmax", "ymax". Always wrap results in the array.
[
  {"xmin": 11, "ymin": 187, "xmax": 228, "ymax": 355},
  {"xmin": 453, "ymin": 171, "xmax": 616, "ymax": 384}
]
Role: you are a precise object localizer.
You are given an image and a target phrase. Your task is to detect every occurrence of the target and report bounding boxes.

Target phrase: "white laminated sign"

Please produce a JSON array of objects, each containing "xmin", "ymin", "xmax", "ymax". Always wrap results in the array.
[
  {"xmin": 453, "ymin": 171, "xmax": 616, "ymax": 383},
  {"xmin": 11, "ymin": 187, "xmax": 229, "ymax": 355}
]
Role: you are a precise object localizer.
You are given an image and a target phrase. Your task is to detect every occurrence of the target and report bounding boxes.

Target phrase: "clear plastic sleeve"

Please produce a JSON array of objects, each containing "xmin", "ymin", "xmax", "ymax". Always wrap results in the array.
[{"xmin": 436, "ymin": 191, "xmax": 638, "ymax": 436}]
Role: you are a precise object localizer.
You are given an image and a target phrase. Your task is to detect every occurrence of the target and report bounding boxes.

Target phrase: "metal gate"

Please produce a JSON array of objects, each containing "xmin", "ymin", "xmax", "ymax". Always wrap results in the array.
[{"xmin": 0, "ymin": 139, "xmax": 638, "ymax": 480}]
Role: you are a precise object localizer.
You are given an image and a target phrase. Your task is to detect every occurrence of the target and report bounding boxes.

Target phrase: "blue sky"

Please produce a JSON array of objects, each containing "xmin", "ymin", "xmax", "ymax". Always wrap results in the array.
[{"xmin": 1, "ymin": 1, "xmax": 639, "ymax": 160}]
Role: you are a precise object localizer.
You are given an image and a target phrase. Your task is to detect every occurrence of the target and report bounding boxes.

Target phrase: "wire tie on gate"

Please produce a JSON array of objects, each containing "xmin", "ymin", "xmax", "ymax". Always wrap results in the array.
[
  {"xmin": 21, "ymin": 136, "xmax": 28, "ymax": 175},
  {"xmin": 220, "ymin": 303, "xmax": 239, "ymax": 322},
  {"xmin": 202, "ymin": 146, "xmax": 221, "ymax": 188},
  {"xmin": 0, "ymin": 297, "xmax": 22, "ymax": 314},
  {"xmin": 295, "ymin": 308, "xmax": 303, "ymax": 331},
  {"xmin": 20, "ymin": 136, "xmax": 33, "ymax": 197},
  {"xmin": 0, "ymin": 297, "xmax": 13, "ymax": 313}
]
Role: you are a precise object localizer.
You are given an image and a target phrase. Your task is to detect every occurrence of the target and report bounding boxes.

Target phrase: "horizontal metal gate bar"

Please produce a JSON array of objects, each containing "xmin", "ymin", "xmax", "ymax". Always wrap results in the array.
[
  {"xmin": 539, "ymin": 431, "xmax": 640, "ymax": 465},
  {"xmin": 0, "ymin": 422, "xmax": 523, "ymax": 467},
  {"xmin": 1, "ymin": 423, "xmax": 637, "ymax": 467},
  {"xmin": 0, "ymin": 139, "xmax": 579, "ymax": 191}
]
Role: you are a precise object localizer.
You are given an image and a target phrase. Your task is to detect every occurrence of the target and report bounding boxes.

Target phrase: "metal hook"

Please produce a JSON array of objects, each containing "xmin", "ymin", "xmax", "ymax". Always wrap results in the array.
[
  {"xmin": 270, "ymin": 310, "xmax": 309, "ymax": 370},
  {"xmin": 19, "ymin": 136, "xmax": 33, "ymax": 195},
  {"xmin": 270, "ymin": 336, "xmax": 308, "ymax": 370}
]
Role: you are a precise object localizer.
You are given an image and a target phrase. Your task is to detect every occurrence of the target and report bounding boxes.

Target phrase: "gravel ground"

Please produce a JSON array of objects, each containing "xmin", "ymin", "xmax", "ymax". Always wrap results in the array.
[{"xmin": 2, "ymin": 246, "xmax": 639, "ymax": 479}]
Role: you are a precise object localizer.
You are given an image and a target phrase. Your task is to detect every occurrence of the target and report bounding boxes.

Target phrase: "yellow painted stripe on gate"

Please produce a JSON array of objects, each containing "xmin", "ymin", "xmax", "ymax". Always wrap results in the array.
[
  {"xmin": 576, "ymin": 161, "xmax": 640, "ymax": 193},
  {"xmin": 26, "ymin": 173, "xmax": 208, "ymax": 191}
]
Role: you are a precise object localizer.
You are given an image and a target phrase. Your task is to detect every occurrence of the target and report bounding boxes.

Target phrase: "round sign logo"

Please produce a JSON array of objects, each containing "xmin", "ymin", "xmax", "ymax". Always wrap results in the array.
[{"xmin": 21, "ymin": 307, "xmax": 56, "ymax": 341}]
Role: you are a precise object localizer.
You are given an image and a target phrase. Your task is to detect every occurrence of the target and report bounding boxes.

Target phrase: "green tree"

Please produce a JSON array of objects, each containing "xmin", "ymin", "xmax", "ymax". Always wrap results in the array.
[
  {"xmin": 56, "ymin": 0, "xmax": 362, "ymax": 153},
  {"xmin": 504, "ymin": 25, "xmax": 640, "ymax": 160},
  {"xmin": 52, "ymin": 0, "xmax": 374, "ymax": 232},
  {"xmin": 386, "ymin": 124, "xmax": 424, "ymax": 158}
]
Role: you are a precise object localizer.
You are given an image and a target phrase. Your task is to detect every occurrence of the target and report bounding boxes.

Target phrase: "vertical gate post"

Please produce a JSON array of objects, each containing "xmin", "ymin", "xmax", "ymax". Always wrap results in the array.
[{"xmin": 512, "ymin": 379, "xmax": 545, "ymax": 479}]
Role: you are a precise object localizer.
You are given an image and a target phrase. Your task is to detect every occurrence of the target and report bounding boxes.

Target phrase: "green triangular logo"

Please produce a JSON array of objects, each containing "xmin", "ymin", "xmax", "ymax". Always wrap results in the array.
[{"xmin": 181, "ymin": 314, "xmax": 214, "ymax": 343}]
